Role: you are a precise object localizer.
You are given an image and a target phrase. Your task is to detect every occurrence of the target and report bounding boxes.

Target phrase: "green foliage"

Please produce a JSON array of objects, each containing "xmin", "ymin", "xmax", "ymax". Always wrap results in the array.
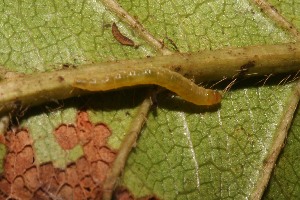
[{"xmin": 0, "ymin": 0, "xmax": 299, "ymax": 199}]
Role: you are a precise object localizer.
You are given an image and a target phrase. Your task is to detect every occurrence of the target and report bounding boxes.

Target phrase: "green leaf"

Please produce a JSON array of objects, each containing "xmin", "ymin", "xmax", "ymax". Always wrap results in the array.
[
  {"xmin": 122, "ymin": 84, "xmax": 296, "ymax": 199},
  {"xmin": 264, "ymin": 104, "xmax": 300, "ymax": 199},
  {"xmin": 0, "ymin": 0, "xmax": 299, "ymax": 199}
]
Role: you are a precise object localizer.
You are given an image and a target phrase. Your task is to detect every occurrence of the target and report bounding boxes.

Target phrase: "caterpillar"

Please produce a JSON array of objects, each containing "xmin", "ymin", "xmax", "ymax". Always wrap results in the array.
[
  {"xmin": 73, "ymin": 66, "xmax": 221, "ymax": 106},
  {"xmin": 112, "ymin": 22, "xmax": 135, "ymax": 47}
]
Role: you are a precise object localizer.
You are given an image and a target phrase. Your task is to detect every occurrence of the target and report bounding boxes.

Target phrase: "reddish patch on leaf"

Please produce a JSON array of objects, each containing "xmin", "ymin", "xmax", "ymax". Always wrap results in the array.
[
  {"xmin": 0, "ymin": 178, "xmax": 10, "ymax": 199},
  {"xmin": 4, "ymin": 130, "xmax": 34, "ymax": 183},
  {"xmin": 23, "ymin": 166, "xmax": 40, "ymax": 191},
  {"xmin": 90, "ymin": 160, "xmax": 110, "ymax": 184},
  {"xmin": 54, "ymin": 124, "xmax": 78, "ymax": 150},
  {"xmin": 53, "ymin": 111, "xmax": 115, "ymax": 163},
  {"xmin": 76, "ymin": 111, "xmax": 94, "ymax": 144},
  {"xmin": 65, "ymin": 164, "xmax": 79, "ymax": 187},
  {"xmin": 76, "ymin": 156, "xmax": 91, "ymax": 178},
  {"xmin": 8, "ymin": 130, "xmax": 33, "ymax": 153},
  {"xmin": 77, "ymin": 112, "xmax": 113, "ymax": 163},
  {"xmin": 12, "ymin": 176, "xmax": 32, "ymax": 199},
  {"xmin": 0, "ymin": 111, "xmax": 119, "ymax": 199}
]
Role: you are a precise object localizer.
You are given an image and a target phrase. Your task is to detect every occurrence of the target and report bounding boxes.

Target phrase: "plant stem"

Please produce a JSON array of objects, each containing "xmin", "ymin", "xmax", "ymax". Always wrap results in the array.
[{"xmin": 0, "ymin": 42, "xmax": 299, "ymax": 114}]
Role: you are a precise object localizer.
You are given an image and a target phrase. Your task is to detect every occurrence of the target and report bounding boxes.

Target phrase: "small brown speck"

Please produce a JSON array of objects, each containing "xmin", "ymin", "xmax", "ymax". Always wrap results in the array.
[
  {"xmin": 173, "ymin": 66, "xmax": 182, "ymax": 72},
  {"xmin": 165, "ymin": 37, "xmax": 179, "ymax": 52},
  {"xmin": 62, "ymin": 63, "xmax": 77, "ymax": 69},
  {"xmin": 240, "ymin": 60, "xmax": 255, "ymax": 72},
  {"xmin": 234, "ymin": 61, "xmax": 256, "ymax": 78},
  {"xmin": 125, "ymin": 111, "xmax": 131, "ymax": 116},
  {"xmin": 103, "ymin": 23, "xmax": 111, "ymax": 29},
  {"xmin": 62, "ymin": 64, "xmax": 69, "ymax": 68},
  {"xmin": 58, "ymin": 76, "xmax": 64, "ymax": 82}
]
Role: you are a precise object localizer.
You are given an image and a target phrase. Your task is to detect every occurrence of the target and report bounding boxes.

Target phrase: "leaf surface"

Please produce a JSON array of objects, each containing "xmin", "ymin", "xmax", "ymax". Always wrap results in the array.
[{"xmin": 0, "ymin": 0, "xmax": 299, "ymax": 199}]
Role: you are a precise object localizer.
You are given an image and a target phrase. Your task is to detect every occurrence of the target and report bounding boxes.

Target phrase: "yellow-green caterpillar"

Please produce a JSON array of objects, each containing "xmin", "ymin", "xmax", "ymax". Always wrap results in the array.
[{"xmin": 73, "ymin": 66, "xmax": 221, "ymax": 106}]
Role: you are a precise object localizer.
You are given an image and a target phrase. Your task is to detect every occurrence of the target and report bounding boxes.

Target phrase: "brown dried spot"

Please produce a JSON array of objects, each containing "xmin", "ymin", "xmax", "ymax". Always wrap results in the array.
[
  {"xmin": 23, "ymin": 166, "xmax": 40, "ymax": 191},
  {"xmin": 173, "ymin": 65, "xmax": 182, "ymax": 72},
  {"xmin": 4, "ymin": 146, "xmax": 34, "ymax": 183},
  {"xmin": 76, "ymin": 157, "xmax": 90, "ymax": 178},
  {"xmin": 240, "ymin": 60, "xmax": 255, "ymax": 71},
  {"xmin": 236, "ymin": 60, "xmax": 255, "ymax": 77},
  {"xmin": 93, "ymin": 124, "xmax": 111, "ymax": 146},
  {"xmin": 80, "ymin": 176, "xmax": 94, "ymax": 190},
  {"xmin": 32, "ymin": 189, "xmax": 48, "ymax": 200},
  {"xmin": 12, "ymin": 176, "xmax": 32, "ymax": 199},
  {"xmin": 62, "ymin": 63, "xmax": 77, "ymax": 69},
  {"xmin": 83, "ymin": 140, "xmax": 101, "ymax": 162},
  {"xmin": 73, "ymin": 185, "xmax": 85, "ymax": 200},
  {"xmin": 58, "ymin": 184, "xmax": 73, "ymax": 199},
  {"xmin": 76, "ymin": 111, "xmax": 94, "ymax": 144},
  {"xmin": 54, "ymin": 124, "xmax": 78, "ymax": 150},
  {"xmin": 90, "ymin": 161, "xmax": 110, "ymax": 184},
  {"xmin": 4, "ymin": 152, "xmax": 17, "ymax": 182},
  {"xmin": 103, "ymin": 23, "xmax": 111, "ymax": 29},
  {"xmin": 0, "ymin": 178, "xmax": 10, "ymax": 198},
  {"xmin": 288, "ymin": 44, "xmax": 297, "ymax": 51},
  {"xmin": 112, "ymin": 22, "xmax": 135, "ymax": 47},
  {"xmin": 8, "ymin": 130, "xmax": 33, "ymax": 153},
  {"xmin": 98, "ymin": 146, "xmax": 116, "ymax": 163},
  {"xmin": 38, "ymin": 163, "xmax": 56, "ymax": 185},
  {"xmin": 1, "ymin": 111, "xmax": 117, "ymax": 199},
  {"xmin": 58, "ymin": 76, "xmax": 64, "ymax": 82},
  {"xmin": 15, "ymin": 146, "xmax": 34, "ymax": 175},
  {"xmin": 82, "ymin": 123, "xmax": 114, "ymax": 163},
  {"xmin": 65, "ymin": 164, "xmax": 79, "ymax": 187}
]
